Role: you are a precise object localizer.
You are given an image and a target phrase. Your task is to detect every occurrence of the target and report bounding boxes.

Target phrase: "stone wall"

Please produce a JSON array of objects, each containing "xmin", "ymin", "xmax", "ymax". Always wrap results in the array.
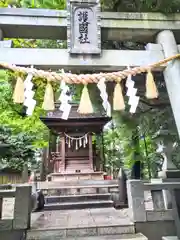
[
  {"xmin": 127, "ymin": 180, "xmax": 180, "ymax": 240},
  {"xmin": 0, "ymin": 185, "xmax": 32, "ymax": 240}
]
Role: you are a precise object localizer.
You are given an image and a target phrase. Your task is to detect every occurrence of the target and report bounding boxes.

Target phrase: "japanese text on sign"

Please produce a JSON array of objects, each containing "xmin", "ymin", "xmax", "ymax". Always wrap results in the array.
[{"xmin": 78, "ymin": 10, "xmax": 90, "ymax": 44}]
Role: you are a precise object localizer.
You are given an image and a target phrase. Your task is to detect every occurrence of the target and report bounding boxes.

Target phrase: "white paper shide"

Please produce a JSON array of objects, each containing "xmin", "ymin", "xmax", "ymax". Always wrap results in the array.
[
  {"xmin": 59, "ymin": 70, "xmax": 72, "ymax": 120},
  {"xmin": 24, "ymin": 69, "xmax": 36, "ymax": 116},
  {"xmin": 126, "ymin": 67, "xmax": 140, "ymax": 113},
  {"xmin": 97, "ymin": 78, "xmax": 111, "ymax": 117}
]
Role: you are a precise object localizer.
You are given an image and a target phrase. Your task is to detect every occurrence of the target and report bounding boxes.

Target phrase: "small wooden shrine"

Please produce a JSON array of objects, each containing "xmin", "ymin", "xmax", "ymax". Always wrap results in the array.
[{"xmin": 40, "ymin": 103, "xmax": 111, "ymax": 181}]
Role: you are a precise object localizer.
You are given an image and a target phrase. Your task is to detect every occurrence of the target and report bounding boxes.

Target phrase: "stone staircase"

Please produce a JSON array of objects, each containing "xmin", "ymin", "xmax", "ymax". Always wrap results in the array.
[
  {"xmin": 28, "ymin": 180, "xmax": 148, "ymax": 240},
  {"xmin": 28, "ymin": 208, "xmax": 147, "ymax": 240},
  {"xmin": 44, "ymin": 193, "xmax": 113, "ymax": 210},
  {"xmin": 38, "ymin": 180, "xmax": 119, "ymax": 211}
]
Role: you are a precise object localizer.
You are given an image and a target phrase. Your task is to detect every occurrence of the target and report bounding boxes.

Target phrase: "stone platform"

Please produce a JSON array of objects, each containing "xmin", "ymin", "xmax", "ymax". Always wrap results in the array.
[
  {"xmin": 27, "ymin": 208, "xmax": 134, "ymax": 239},
  {"xmin": 37, "ymin": 180, "xmax": 119, "ymax": 197},
  {"xmin": 49, "ymin": 172, "xmax": 104, "ymax": 181}
]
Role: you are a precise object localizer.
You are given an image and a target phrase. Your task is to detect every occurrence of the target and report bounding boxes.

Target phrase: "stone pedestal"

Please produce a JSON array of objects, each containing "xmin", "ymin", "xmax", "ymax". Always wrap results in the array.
[{"xmin": 158, "ymin": 172, "xmax": 180, "ymax": 209}]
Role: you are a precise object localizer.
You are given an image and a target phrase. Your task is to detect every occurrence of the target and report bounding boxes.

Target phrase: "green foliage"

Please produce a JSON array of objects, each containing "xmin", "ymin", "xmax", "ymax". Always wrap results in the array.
[
  {"xmin": 103, "ymin": 98, "xmax": 180, "ymax": 178},
  {"xmin": 0, "ymin": 70, "xmax": 50, "ymax": 170},
  {"xmin": 0, "ymin": 0, "xmax": 68, "ymax": 172},
  {"xmin": 103, "ymin": 120, "xmax": 131, "ymax": 173},
  {"xmin": 0, "ymin": 0, "xmax": 66, "ymax": 9},
  {"xmin": 0, "ymin": 70, "xmax": 49, "ymax": 147},
  {"xmin": 1, "ymin": 0, "xmax": 180, "ymax": 13},
  {"xmin": 0, "ymin": 1, "xmax": 8, "ymax": 7},
  {"xmin": 20, "ymin": 0, "xmax": 66, "ymax": 9},
  {"xmin": 101, "ymin": 0, "xmax": 180, "ymax": 13},
  {"xmin": 0, "ymin": 125, "xmax": 36, "ymax": 170}
]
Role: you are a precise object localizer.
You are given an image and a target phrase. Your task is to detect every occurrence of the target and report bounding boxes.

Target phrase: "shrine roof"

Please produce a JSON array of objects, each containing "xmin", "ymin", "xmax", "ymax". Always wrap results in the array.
[{"xmin": 41, "ymin": 103, "xmax": 111, "ymax": 121}]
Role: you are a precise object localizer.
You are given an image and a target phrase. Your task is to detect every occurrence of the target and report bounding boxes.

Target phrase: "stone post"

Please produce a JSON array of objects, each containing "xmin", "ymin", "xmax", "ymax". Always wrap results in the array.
[
  {"xmin": 118, "ymin": 167, "xmax": 127, "ymax": 205},
  {"xmin": 126, "ymin": 180, "xmax": 146, "ymax": 222},
  {"xmin": 156, "ymin": 30, "xmax": 180, "ymax": 138},
  {"xmin": 13, "ymin": 185, "xmax": 32, "ymax": 229},
  {"xmin": 22, "ymin": 162, "xmax": 29, "ymax": 183},
  {"xmin": 29, "ymin": 171, "xmax": 37, "ymax": 193}
]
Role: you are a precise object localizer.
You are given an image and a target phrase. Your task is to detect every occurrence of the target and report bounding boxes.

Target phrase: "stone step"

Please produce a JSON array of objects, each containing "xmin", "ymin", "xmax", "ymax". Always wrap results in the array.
[
  {"xmin": 65, "ymin": 233, "xmax": 148, "ymax": 240},
  {"xmin": 29, "ymin": 208, "xmax": 135, "ymax": 239},
  {"xmin": 44, "ymin": 200, "xmax": 114, "ymax": 210},
  {"xmin": 162, "ymin": 237, "xmax": 178, "ymax": 240},
  {"xmin": 66, "ymin": 159, "xmax": 90, "ymax": 164},
  {"xmin": 39, "ymin": 184, "xmax": 118, "ymax": 189},
  {"xmin": 65, "ymin": 163, "xmax": 91, "ymax": 167},
  {"xmin": 41, "ymin": 185, "xmax": 118, "ymax": 196},
  {"xmin": 27, "ymin": 225, "xmax": 135, "ymax": 240},
  {"xmin": 37, "ymin": 179, "xmax": 118, "ymax": 188},
  {"xmin": 27, "ymin": 233, "xmax": 147, "ymax": 240},
  {"xmin": 45, "ymin": 193, "xmax": 111, "ymax": 204}
]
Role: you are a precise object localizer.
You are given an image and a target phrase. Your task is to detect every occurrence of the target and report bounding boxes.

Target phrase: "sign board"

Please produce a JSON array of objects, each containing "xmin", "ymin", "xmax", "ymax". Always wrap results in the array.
[{"xmin": 67, "ymin": 0, "xmax": 101, "ymax": 54}]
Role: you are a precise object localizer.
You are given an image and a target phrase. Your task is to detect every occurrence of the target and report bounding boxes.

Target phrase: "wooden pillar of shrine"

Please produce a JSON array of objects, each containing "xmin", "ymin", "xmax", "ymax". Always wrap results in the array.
[
  {"xmin": 98, "ymin": 132, "xmax": 104, "ymax": 171},
  {"xmin": 89, "ymin": 134, "xmax": 93, "ymax": 170},
  {"xmin": 61, "ymin": 134, "xmax": 66, "ymax": 172},
  {"xmin": 48, "ymin": 132, "xmax": 56, "ymax": 174},
  {"xmin": 40, "ymin": 147, "xmax": 48, "ymax": 181}
]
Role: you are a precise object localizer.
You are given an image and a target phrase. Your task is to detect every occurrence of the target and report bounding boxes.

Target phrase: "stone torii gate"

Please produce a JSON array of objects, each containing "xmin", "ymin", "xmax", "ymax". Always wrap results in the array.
[{"xmin": 0, "ymin": 4, "xmax": 180, "ymax": 143}]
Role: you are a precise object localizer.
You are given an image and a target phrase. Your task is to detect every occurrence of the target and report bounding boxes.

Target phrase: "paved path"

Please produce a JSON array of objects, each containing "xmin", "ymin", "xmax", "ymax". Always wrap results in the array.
[
  {"xmin": 31, "ymin": 208, "xmax": 133, "ymax": 230},
  {"xmin": 28, "ymin": 208, "xmax": 136, "ymax": 240}
]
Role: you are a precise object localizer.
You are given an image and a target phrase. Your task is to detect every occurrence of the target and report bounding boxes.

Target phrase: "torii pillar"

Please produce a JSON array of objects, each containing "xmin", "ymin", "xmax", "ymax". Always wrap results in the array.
[
  {"xmin": 157, "ymin": 31, "xmax": 180, "ymax": 219},
  {"xmin": 157, "ymin": 30, "xmax": 180, "ymax": 138},
  {"xmin": 156, "ymin": 31, "xmax": 180, "ymax": 174}
]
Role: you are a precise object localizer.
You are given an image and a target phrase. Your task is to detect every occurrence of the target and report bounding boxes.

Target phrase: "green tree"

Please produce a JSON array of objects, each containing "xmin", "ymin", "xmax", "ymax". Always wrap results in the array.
[{"xmin": 0, "ymin": 125, "xmax": 36, "ymax": 170}]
